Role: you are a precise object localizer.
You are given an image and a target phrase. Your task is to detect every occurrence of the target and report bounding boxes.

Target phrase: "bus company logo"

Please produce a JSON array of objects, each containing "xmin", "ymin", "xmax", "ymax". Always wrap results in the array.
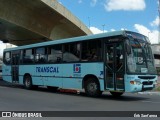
[{"xmin": 73, "ymin": 64, "xmax": 81, "ymax": 73}]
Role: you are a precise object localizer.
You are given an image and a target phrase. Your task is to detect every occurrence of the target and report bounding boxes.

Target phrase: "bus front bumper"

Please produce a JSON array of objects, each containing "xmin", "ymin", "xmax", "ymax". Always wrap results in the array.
[{"xmin": 125, "ymin": 75, "xmax": 157, "ymax": 93}]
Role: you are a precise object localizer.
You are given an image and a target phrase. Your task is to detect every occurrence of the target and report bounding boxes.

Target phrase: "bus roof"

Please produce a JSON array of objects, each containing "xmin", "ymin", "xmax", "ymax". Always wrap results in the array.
[{"xmin": 4, "ymin": 30, "xmax": 129, "ymax": 51}]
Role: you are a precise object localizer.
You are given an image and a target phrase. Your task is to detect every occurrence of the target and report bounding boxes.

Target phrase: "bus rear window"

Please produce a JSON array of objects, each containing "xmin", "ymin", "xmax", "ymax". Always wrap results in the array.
[{"xmin": 4, "ymin": 52, "xmax": 11, "ymax": 65}]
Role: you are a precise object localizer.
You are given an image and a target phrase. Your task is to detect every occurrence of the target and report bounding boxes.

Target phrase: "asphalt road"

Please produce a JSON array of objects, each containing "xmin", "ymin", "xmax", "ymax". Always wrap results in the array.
[{"xmin": 0, "ymin": 79, "xmax": 160, "ymax": 119}]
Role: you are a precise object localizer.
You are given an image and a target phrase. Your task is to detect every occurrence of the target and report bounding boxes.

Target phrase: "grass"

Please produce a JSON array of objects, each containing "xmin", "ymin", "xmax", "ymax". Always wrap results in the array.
[{"xmin": 156, "ymin": 86, "xmax": 160, "ymax": 91}]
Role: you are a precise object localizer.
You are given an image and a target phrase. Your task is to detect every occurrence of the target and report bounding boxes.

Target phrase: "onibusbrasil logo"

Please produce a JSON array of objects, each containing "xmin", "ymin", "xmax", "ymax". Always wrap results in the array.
[{"xmin": 1, "ymin": 112, "xmax": 42, "ymax": 118}]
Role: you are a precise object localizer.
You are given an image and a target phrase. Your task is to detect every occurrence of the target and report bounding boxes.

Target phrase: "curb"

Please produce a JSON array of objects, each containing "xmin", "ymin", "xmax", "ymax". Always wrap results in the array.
[{"xmin": 138, "ymin": 92, "xmax": 160, "ymax": 95}]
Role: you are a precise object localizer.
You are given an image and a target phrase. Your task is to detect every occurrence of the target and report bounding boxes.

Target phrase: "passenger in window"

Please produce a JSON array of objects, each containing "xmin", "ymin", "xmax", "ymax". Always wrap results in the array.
[
  {"xmin": 90, "ymin": 49, "xmax": 98, "ymax": 61},
  {"xmin": 82, "ymin": 51, "xmax": 91, "ymax": 61}
]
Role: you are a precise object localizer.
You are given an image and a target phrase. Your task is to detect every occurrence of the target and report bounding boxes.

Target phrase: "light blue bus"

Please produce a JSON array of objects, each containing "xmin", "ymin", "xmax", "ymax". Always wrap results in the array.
[{"xmin": 2, "ymin": 30, "xmax": 158, "ymax": 97}]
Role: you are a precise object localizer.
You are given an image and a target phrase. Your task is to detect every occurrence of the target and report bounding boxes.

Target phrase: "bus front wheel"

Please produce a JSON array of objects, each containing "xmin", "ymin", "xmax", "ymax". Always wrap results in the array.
[
  {"xmin": 24, "ymin": 75, "xmax": 33, "ymax": 90},
  {"xmin": 84, "ymin": 78, "xmax": 102, "ymax": 97}
]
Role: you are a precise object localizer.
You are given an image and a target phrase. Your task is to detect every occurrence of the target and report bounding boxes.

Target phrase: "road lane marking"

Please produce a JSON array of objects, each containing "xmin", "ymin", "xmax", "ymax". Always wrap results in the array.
[{"xmin": 142, "ymin": 101, "xmax": 160, "ymax": 104}]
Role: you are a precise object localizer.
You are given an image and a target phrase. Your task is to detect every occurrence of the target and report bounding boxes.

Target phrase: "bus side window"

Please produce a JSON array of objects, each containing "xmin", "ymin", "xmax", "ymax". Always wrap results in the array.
[
  {"xmin": 63, "ymin": 43, "xmax": 80, "ymax": 62},
  {"xmin": 20, "ymin": 50, "xmax": 23, "ymax": 64},
  {"xmin": 81, "ymin": 40, "xmax": 102, "ymax": 61},
  {"xmin": 48, "ymin": 45, "xmax": 62, "ymax": 63},
  {"xmin": 4, "ymin": 52, "xmax": 11, "ymax": 65},
  {"xmin": 35, "ymin": 47, "xmax": 47, "ymax": 63},
  {"xmin": 23, "ymin": 49, "xmax": 34, "ymax": 64}
]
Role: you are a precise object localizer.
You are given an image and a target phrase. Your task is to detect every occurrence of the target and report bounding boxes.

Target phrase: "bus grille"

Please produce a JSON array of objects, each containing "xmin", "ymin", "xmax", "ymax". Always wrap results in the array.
[
  {"xmin": 142, "ymin": 81, "xmax": 153, "ymax": 85},
  {"xmin": 138, "ymin": 76, "xmax": 156, "ymax": 79}
]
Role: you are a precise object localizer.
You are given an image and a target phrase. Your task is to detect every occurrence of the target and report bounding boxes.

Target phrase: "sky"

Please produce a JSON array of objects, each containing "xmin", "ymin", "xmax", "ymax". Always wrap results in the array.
[
  {"xmin": 0, "ymin": 0, "xmax": 159, "ymax": 56},
  {"xmin": 58, "ymin": 0, "xmax": 159, "ymax": 43}
]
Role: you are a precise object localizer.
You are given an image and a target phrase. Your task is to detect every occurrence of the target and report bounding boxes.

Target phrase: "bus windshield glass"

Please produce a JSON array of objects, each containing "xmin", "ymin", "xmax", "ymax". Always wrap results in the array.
[{"xmin": 126, "ymin": 32, "xmax": 157, "ymax": 74}]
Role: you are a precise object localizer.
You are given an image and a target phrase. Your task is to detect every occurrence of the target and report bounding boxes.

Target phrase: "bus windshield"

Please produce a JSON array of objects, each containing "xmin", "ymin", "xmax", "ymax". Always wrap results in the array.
[{"xmin": 126, "ymin": 33, "xmax": 157, "ymax": 74}]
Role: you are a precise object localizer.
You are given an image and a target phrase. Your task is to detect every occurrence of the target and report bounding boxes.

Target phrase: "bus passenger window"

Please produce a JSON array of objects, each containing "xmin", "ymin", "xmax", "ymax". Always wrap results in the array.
[
  {"xmin": 4, "ymin": 52, "xmax": 11, "ymax": 65},
  {"xmin": 35, "ymin": 47, "xmax": 47, "ymax": 63},
  {"xmin": 63, "ymin": 43, "xmax": 80, "ymax": 62},
  {"xmin": 48, "ymin": 45, "xmax": 62, "ymax": 63},
  {"xmin": 81, "ymin": 40, "xmax": 102, "ymax": 61},
  {"xmin": 19, "ymin": 50, "xmax": 23, "ymax": 64},
  {"xmin": 23, "ymin": 49, "xmax": 34, "ymax": 64}
]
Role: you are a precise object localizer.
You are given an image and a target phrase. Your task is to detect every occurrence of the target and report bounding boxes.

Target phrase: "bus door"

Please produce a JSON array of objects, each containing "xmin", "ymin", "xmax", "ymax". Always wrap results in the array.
[
  {"xmin": 105, "ymin": 42, "xmax": 124, "ymax": 91},
  {"xmin": 11, "ymin": 51, "xmax": 20, "ymax": 83}
]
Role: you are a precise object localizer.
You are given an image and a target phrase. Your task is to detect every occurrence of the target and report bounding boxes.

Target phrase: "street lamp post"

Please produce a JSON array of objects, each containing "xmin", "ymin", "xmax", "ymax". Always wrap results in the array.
[
  {"xmin": 102, "ymin": 24, "xmax": 105, "ymax": 33},
  {"xmin": 158, "ymin": 0, "xmax": 160, "ymax": 43},
  {"xmin": 88, "ymin": 17, "xmax": 90, "ymax": 28}
]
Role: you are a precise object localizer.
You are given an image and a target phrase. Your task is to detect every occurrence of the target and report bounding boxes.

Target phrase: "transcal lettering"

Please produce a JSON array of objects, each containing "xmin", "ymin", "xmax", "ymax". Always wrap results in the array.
[{"xmin": 36, "ymin": 66, "xmax": 59, "ymax": 73}]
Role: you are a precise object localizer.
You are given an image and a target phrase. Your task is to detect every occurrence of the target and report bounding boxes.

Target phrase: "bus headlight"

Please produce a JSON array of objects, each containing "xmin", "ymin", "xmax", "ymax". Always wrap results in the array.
[{"xmin": 130, "ymin": 80, "xmax": 141, "ymax": 85}]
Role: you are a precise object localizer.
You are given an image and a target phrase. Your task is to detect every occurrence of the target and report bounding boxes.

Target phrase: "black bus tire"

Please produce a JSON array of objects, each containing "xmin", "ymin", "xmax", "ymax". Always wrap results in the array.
[
  {"xmin": 24, "ymin": 75, "xmax": 33, "ymax": 90},
  {"xmin": 84, "ymin": 78, "xmax": 102, "ymax": 97}
]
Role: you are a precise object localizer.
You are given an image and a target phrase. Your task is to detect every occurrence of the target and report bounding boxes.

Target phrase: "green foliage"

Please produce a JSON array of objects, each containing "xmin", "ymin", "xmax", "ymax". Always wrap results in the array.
[{"xmin": 156, "ymin": 86, "xmax": 160, "ymax": 91}]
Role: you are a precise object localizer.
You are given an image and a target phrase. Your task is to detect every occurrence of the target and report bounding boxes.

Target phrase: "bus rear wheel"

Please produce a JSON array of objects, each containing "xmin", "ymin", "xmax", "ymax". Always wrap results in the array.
[
  {"xmin": 84, "ymin": 78, "xmax": 102, "ymax": 97},
  {"xmin": 110, "ymin": 91, "xmax": 124, "ymax": 97},
  {"xmin": 24, "ymin": 75, "xmax": 33, "ymax": 90}
]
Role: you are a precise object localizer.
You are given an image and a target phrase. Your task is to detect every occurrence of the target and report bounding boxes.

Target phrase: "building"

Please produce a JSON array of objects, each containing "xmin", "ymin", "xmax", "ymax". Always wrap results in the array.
[{"xmin": 151, "ymin": 44, "xmax": 160, "ymax": 75}]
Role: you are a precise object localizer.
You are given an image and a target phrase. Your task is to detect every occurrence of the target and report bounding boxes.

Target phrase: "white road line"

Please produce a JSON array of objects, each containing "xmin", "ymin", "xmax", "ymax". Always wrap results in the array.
[{"xmin": 142, "ymin": 101, "xmax": 160, "ymax": 104}]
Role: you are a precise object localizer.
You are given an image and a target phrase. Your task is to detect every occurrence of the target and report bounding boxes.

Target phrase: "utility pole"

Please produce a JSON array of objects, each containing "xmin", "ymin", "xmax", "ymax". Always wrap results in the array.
[
  {"xmin": 88, "ymin": 17, "xmax": 90, "ymax": 28},
  {"xmin": 102, "ymin": 24, "xmax": 105, "ymax": 33},
  {"xmin": 158, "ymin": 0, "xmax": 160, "ymax": 44}
]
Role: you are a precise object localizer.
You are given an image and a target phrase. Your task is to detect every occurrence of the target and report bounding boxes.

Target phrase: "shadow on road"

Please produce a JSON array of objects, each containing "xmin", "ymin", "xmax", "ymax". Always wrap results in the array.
[
  {"xmin": 0, "ymin": 79, "xmax": 23, "ymax": 88},
  {"xmin": 0, "ymin": 79, "xmax": 149, "ymax": 102}
]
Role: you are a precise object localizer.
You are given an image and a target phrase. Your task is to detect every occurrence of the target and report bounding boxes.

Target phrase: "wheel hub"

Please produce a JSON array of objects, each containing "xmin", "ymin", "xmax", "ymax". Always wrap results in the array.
[{"xmin": 88, "ymin": 83, "xmax": 97, "ymax": 93}]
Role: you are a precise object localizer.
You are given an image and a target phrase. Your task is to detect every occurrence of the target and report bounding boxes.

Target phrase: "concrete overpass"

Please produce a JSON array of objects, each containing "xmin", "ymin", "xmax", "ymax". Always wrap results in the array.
[{"xmin": 0, "ymin": 0, "xmax": 92, "ymax": 46}]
